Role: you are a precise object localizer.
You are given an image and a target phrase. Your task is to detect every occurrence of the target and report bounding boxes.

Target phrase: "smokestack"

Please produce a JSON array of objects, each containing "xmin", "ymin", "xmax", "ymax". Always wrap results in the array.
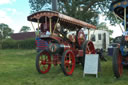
[{"xmin": 52, "ymin": 0, "xmax": 58, "ymax": 11}]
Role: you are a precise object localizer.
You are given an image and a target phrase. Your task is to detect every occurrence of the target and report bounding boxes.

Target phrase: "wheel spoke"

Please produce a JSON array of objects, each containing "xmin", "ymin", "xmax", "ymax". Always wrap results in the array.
[
  {"xmin": 69, "ymin": 53, "xmax": 71, "ymax": 61},
  {"xmin": 86, "ymin": 45, "xmax": 90, "ymax": 53},
  {"xmin": 39, "ymin": 61, "xmax": 42, "ymax": 66},
  {"xmin": 68, "ymin": 65, "xmax": 71, "ymax": 71},
  {"xmin": 40, "ymin": 55, "xmax": 43, "ymax": 61},
  {"xmin": 43, "ymin": 65, "xmax": 46, "ymax": 70},
  {"xmin": 45, "ymin": 55, "xmax": 47, "ymax": 61}
]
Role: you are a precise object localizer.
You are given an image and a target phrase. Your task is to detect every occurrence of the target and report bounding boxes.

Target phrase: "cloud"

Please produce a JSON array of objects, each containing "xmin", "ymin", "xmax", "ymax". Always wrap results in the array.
[
  {"xmin": 6, "ymin": 8, "xmax": 17, "ymax": 15},
  {"xmin": 2, "ymin": 8, "xmax": 24, "ymax": 16},
  {"xmin": 0, "ymin": 9, "xmax": 23, "ymax": 33},
  {"xmin": 0, "ymin": 9, "xmax": 32, "ymax": 33},
  {"xmin": 0, "ymin": 0, "xmax": 16, "ymax": 5},
  {"xmin": 0, "ymin": 10, "xmax": 13, "ymax": 26}
]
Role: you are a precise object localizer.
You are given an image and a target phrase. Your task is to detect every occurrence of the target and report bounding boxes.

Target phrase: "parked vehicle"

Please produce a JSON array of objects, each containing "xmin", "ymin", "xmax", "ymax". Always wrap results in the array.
[
  {"xmin": 27, "ymin": 11, "xmax": 96, "ymax": 76},
  {"xmin": 108, "ymin": 36, "xmax": 122, "ymax": 56},
  {"xmin": 89, "ymin": 30, "xmax": 109, "ymax": 51},
  {"xmin": 83, "ymin": 30, "xmax": 109, "ymax": 61},
  {"xmin": 110, "ymin": 0, "xmax": 128, "ymax": 78}
]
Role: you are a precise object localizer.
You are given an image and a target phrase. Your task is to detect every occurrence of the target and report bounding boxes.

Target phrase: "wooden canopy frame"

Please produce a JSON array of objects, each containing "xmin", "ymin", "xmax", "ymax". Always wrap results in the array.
[{"xmin": 27, "ymin": 11, "xmax": 96, "ymax": 30}]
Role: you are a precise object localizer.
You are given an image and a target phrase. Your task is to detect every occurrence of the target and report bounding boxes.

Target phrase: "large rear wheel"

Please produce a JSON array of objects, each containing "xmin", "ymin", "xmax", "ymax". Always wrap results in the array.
[
  {"xmin": 81, "ymin": 41, "xmax": 96, "ymax": 67},
  {"xmin": 113, "ymin": 48, "xmax": 123, "ymax": 78},
  {"xmin": 61, "ymin": 50, "xmax": 75, "ymax": 76},
  {"xmin": 36, "ymin": 51, "xmax": 51, "ymax": 74}
]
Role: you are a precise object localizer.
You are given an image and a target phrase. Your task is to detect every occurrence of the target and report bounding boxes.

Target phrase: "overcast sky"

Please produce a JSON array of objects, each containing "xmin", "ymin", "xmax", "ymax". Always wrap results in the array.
[{"xmin": 0, "ymin": 0, "xmax": 123, "ymax": 38}]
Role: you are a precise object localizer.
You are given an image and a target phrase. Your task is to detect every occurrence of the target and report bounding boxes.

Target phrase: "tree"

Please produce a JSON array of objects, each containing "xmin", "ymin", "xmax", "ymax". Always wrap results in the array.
[
  {"xmin": 0, "ymin": 23, "xmax": 13, "ymax": 40},
  {"xmin": 29, "ymin": 0, "xmax": 51, "ymax": 13},
  {"xmin": 29, "ymin": 0, "xmax": 115, "ymax": 25},
  {"xmin": 19, "ymin": 26, "xmax": 31, "ymax": 33},
  {"xmin": 97, "ymin": 22, "xmax": 113, "ymax": 36}
]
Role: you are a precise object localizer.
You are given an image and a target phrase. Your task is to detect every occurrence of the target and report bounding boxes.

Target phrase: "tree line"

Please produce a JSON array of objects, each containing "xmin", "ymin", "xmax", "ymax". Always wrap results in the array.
[
  {"xmin": 0, "ymin": 22, "xmax": 113, "ymax": 40},
  {"xmin": 0, "ymin": 24, "xmax": 33, "ymax": 49},
  {"xmin": 0, "ymin": 0, "xmax": 115, "ymax": 40},
  {"xmin": 0, "ymin": 23, "xmax": 31, "ymax": 40},
  {"xmin": 29, "ymin": 0, "xmax": 115, "ymax": 25},
  {"xmin": 29, "ymin": 0, "xmax": 113, "ymax": 35}
]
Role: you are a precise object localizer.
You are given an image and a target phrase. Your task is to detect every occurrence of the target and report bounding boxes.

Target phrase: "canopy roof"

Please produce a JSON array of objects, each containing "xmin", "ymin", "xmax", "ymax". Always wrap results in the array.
[
  {"xmin": 27, "ymin": 11, "xmax": 96, "ymax": 30},
  {"xmin": 110, "ymin": 0, "xmax": 128, "ymax": 20}
]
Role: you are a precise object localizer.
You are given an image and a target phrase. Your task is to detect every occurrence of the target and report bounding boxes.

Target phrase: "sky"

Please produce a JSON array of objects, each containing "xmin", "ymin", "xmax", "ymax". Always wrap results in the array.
[
  {"xmin": 99, "ymin": 15, "xmax": 123, "ymax": 38},
  {"xmin": 0, "ymin": 0, "xmax": 123, "ymax": 38},
  {"xmin": 0, "ymin": 0, "xmax": 32, "ymax": 33}
]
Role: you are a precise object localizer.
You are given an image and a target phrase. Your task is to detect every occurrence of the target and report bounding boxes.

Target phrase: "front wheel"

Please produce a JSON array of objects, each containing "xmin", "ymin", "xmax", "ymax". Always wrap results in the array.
[
  {"xmin": 36, "ymin": 51, "xmax": 51, "ymax": 74},
  {"xmin": 113, "ymin": 48, "xmax": 123, "ymax": 78},
  {"xmin": 61, "ymin": 50, "xmax": 75, "ymax": 76}
]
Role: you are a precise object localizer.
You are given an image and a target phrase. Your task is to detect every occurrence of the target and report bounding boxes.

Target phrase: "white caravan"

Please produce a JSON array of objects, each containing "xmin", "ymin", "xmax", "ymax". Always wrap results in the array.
[
  {"xmin": 86, "ymin": 30, "xmax": 110, "ymax": 51},
  {"xmin": 68, "ymin": 29, "xmax": 110, "ymax": 51}
]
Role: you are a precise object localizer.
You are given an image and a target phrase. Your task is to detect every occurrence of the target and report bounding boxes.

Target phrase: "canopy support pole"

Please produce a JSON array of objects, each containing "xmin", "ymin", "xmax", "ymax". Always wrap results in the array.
[
  {"xmin": 30, "ymin": 21, "xmax": 38, "ymax": 37},
  {"xmin": 113, "ymin": 12, "xmax": 123, "ymax": 21},
  {"xmin": 113, "ymin": 12, "xmax": 124, "ymax": 33},
  {"xmin": 30, "ymin": 21, "xmax": 35, "ymax": 31},
  {"xmin": 53, "ymin": 18, "xmax": 59, "ymax": 34},
  {"xmin": 88, "ymin": 29, "xmax": 90, "ymax": 40},
  {"xmin": 49, "ymin": 17, "xmax": 52, "ymax": 33},
  {"xmin": 124, "ymin": 8, "xmax": 127, "ymax": 31},
  {"xmin": 36, "ymin": 19, "xmax": 40, "ymax": 36}
]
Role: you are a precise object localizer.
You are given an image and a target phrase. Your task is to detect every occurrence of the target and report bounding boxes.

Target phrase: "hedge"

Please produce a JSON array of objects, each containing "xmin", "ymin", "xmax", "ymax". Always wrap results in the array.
[{"xmin": 1, "ymin": 38, "xmax": 36, "ymax": 49}]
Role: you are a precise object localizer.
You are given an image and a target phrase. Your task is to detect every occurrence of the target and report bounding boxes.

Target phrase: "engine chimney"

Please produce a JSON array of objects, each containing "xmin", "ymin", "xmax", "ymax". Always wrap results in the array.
[{"xmin": 52, "ymin": 0, "xmax": 58, "ymax": 11}]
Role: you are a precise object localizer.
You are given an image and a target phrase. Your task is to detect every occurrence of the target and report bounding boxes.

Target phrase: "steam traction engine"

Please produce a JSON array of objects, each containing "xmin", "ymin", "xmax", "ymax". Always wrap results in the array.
[
  {"xmin": 27, "ymin": 11, "xmax": 96, "ymax": 76},
  {"xmin": 110, "ymin": 0, "xmax": 128, "ymax": 78}
]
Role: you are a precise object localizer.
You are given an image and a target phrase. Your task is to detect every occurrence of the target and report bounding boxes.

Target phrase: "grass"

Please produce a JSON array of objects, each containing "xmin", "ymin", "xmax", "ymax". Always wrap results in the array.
[{"xmin": 0, "ymin": 49, "xmax": 128, "ymax": 85}]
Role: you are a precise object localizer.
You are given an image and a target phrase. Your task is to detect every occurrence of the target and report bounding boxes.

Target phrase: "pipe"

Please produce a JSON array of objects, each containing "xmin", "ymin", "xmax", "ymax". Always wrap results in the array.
[
  {"xmin": 52, "ymin": 0, "xmax": 58, "ymax": 11},
  {"xmin": 113, "ymin": 12, "xmax": 123, "ymax": 33},
  {"xmin": 124, "ymin": 8, "xmax": 127, "ymax": 31},
  {"xmin": 49, "ymin": 17, "xmax": 52, "ymax": 33}
]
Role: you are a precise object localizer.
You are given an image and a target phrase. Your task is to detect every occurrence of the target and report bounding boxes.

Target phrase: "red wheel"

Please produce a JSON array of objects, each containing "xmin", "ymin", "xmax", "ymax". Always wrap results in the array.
[
  {"xmin": 77, "ymin": 30, "xmax": 85, "ymax": 47},
  {"xmin": 61, "ymin": 50, "xmax": 75, "ymax": 76},
  {"xmin": 84, "ymin": 41, "xmax": 96, "ymax": 54},
  {"xmin": 81, "ymin": 41, "xmax": 96, "ymax": 67},
  {"xmin": 113, "ymin": 48, "xmax": 123, "ymax": 78},
  {"xmin": 36, "ymin": 51, "xmax": 51, "ymax": 74}
]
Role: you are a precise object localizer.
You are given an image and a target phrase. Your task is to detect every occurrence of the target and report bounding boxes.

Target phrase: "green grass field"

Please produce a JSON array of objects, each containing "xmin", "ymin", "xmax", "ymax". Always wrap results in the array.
[{"xmin": 0, "ymin": 49, "xmax": 128, "ymax": 85}]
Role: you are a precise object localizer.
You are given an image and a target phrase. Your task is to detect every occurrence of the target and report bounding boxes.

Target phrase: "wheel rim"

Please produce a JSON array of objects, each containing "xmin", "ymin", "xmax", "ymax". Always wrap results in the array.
[
  {"xmin": 64, "ymin": 51, "xmax": 75, "ymax": 75},
  {"xmin": 86, "ymin": 41, "xmax": 95, "ymax": 54},
  {"xmin": 118, "ymin": 52, "xmax": 123, "ymax": 76},
  {"xmin": 39, "ymin": 51, "xmax": 51, "ymax": 74}
]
